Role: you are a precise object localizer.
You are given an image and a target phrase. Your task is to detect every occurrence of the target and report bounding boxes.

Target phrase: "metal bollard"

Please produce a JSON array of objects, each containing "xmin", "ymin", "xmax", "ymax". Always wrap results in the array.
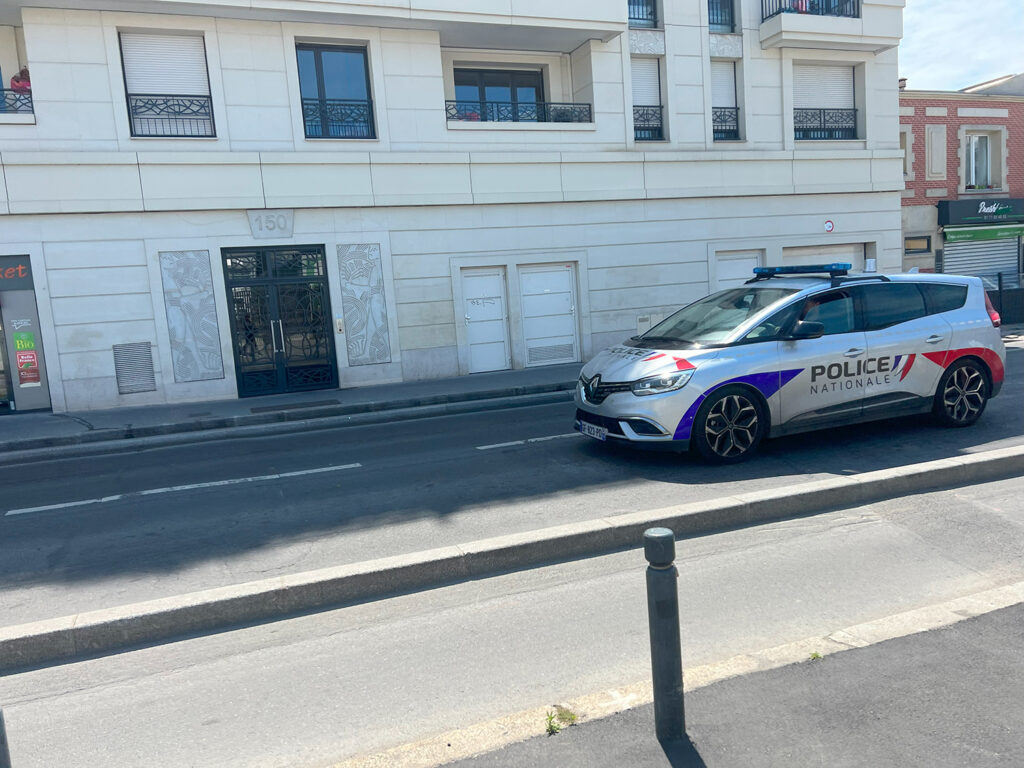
[
  {"xmin": 0, "ymin": 707, "xmax": 11, "ymax": 768},
  {"xmin": 644, "ymin": 527, "xmax": 685, "ymax": 742}
]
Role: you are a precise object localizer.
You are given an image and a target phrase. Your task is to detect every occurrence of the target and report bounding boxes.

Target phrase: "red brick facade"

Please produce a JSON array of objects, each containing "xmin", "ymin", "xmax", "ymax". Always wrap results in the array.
[{"xmin": 899, "ymin": 93, "xmax": 1024, "ymax": 206}]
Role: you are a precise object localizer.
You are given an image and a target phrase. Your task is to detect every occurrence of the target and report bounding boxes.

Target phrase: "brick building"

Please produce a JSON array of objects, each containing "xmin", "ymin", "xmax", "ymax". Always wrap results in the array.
[{"xmin": 899, "ymin": 79, "xmax": 1024, "ymax": 285}]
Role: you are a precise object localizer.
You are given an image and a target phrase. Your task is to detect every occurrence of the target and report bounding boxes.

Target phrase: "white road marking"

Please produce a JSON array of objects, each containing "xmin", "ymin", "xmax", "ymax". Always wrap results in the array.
[
  {"xmin": 4, "ymin": 463, "xmax": 363, "ymax": 517},
  {"xmin": 476, "ymin": 433, "xmax": 581, "ymax": 451}
]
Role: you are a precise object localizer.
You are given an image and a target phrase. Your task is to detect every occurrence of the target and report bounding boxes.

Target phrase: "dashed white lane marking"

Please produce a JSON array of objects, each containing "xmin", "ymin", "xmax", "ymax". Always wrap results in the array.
[
  {"xmin": 476, "ymin": 433, "xmax": 581, "ymax": 451},
  {"xmin": 4, "ymin": 463, "xmax": 363, "ymax": 517}
]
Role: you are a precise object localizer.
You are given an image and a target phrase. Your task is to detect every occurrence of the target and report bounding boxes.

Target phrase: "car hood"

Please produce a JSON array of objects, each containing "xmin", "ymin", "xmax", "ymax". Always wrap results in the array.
[{"xmin": 580, "ymin": 344, "xmax": 720, "ymax": 383}]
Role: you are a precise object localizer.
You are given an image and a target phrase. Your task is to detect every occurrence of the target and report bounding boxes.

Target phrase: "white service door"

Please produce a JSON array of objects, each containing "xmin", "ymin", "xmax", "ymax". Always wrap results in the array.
[
  {"xmin": 519, "ymin": 264, "xmax": 580, "ymax": 367},
  {"xmin": 716, "ymin": 250, "xmax": 762, "ymax": 288},
  {"xmin": 462, "ymin": 267, "xmax": 511, "ymax": 374}
]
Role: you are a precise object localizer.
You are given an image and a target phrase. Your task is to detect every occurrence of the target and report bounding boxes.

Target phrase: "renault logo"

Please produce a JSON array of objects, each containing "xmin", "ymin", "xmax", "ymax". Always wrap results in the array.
[{"xmin": 584, "ymin": 374, "xmax": 601, "ymax": 403}]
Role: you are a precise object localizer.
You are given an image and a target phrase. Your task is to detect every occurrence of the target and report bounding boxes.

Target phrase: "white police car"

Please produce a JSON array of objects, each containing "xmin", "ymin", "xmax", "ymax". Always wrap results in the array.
[{"xmin": 575, "ymin": 264, "xmax": 1006, "ymax": 463}]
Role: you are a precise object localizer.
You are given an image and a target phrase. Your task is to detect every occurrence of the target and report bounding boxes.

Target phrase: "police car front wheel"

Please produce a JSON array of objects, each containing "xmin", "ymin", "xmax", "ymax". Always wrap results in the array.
[{"xmin": 692, "ymin": 386, "xmax": 767, "ymax": 464}]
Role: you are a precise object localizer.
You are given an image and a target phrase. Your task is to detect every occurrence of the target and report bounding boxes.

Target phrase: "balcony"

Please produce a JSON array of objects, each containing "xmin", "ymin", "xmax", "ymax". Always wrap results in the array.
[
  {"xmin": 629, "ymin": 0, "xmax": 658, "ymax": 28},
  {"xmin": 762, "ymin": 0, "xmax": 860, "ymax": 21},
  {"xmin": 446, "ymin": 101, "xmax": 592, "ymax": 124},
  {"xmin": 713, "ymin": 107, "xmax": 740, "ymax": 140},
  {"xmin": 633, "ymin": 105, "xmax": 664, "ymax": 141},
  {"xmin": 301, "ymin": 98, "xmax": 375, "ymax": 139},
  {"xmin": 2, "ymin": 89, "xmax": 33, "ymax": 114},
  {"xmin": 794, "ymin": 108, "xmax": 857, "ymax": 140},
  {"xmin": 127, "ymin": 94, "xmax": 215, "ymax": 138},
  {"xmin": 709, "ymin": 0, "xmax": 736, "ymax": 33}
]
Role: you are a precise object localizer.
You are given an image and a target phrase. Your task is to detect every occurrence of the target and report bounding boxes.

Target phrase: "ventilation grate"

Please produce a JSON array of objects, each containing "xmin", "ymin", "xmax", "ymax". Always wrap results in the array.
[
  {"xmin": 113, "ymin": 342, "xmax": 157, "ymax": 395},
  {"xmin": 527, "ymin": 343, "xmax": 575, "ymax": 365}
]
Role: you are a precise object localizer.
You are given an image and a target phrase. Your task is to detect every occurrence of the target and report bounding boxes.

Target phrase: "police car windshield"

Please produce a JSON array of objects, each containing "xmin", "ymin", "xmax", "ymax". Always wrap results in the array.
[{"xmin": 641, "ymin": 287, "xmax": 798, "ymax": 345}]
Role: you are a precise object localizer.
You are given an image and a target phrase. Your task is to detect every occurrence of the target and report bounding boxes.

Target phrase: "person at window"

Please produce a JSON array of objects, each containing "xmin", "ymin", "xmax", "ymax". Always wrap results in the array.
[{"xmin": 10, "ymin": 68, "xmax": 31, "ymax": 93}]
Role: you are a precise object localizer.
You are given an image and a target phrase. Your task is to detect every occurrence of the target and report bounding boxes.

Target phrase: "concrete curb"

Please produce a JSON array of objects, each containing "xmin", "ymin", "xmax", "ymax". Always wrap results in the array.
[
  {"xmin": 2, "ymin": 445, "xmax": 1023, "ymax": 674},
  {"xmin": 0, "ymin": 389, "xmax": 574, "ymax": 467}
]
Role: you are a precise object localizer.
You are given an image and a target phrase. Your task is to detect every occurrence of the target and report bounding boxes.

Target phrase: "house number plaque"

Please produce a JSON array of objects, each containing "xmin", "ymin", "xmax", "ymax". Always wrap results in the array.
[{"xmin": 247, "ymin": 209, "xmax": 295, "ymax": 239}]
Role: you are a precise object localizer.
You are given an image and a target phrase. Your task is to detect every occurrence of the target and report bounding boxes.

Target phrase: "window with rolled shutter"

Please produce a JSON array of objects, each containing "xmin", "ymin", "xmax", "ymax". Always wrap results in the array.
[
  {"xmin": 711, "ymin": 61, "xmax": 739, "ymax": 140},
  {"xmin": 631, "ymin": 58, "xmax": 661, "ymax": 106},
  {"xmin": 793, "ymin": 64, "xmax": 856, "ymax": 140},
  {"xmin": 119, "ymin": 32, "xmax": 215, "ymax": 137}
]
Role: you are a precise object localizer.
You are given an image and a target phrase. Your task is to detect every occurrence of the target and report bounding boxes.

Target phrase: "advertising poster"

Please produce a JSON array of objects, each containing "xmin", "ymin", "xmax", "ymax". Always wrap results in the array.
[{"xmin": 16, "ymin": 350, "xmax": 40, "ymax": 386}]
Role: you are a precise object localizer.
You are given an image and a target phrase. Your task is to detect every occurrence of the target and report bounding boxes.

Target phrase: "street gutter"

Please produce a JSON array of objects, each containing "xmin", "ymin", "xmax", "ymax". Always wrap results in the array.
[{"xmin": 2, "ymin": 445, "xmax": 1023, "ymax": 674}]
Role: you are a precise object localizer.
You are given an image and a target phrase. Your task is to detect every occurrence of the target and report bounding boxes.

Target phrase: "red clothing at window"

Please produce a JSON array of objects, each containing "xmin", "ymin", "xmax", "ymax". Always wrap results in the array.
[{"xmin": 10, "ymin": 71, "xmax": 30, "ymax": 93}]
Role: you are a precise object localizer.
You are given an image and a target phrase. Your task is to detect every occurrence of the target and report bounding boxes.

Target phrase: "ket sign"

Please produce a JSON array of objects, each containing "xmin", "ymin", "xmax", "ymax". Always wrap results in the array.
[{"xmin": 0, "ymin": 256, "xmax": 34, "ymax": 290}]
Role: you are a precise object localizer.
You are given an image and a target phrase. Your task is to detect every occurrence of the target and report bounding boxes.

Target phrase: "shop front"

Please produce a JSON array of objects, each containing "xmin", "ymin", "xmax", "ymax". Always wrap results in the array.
[{"xmin": 0, "ymin": 255, "xmax": 52, "ymax": 413}]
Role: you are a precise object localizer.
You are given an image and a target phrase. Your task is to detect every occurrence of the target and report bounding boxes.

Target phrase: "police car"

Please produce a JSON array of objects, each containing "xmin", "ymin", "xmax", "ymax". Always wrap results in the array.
[{"xmin": 575, "ymin": 264, "xmax": 1005, "ymax": 463}]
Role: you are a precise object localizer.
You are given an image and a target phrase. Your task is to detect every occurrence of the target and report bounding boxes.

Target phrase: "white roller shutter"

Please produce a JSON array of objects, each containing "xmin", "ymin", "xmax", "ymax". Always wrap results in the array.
[
  {"xmin": 631, "ymin": 58, "xmax": 661, "ymax": 106},
  {"xmin": 120, "ymin": 32, "xmax": 210, "ymax": 95},
  {"xmin": 710, "ymin": 61, "xmax": 736, "ymax": 108},
  {"xmin": 793, "ymin": 64, "xmax": 853, "ymax": 109},
  {"xmin": 780, "ymin": 243, "xmax": 865, "ymax": 271},
  {"xmin": 942, "ymin": 238, "xmax": 1020, "ymax": 282}
]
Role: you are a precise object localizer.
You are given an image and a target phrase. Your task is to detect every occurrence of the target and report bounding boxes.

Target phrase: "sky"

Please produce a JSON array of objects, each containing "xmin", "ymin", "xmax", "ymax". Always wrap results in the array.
[{"xmin": 900, "ymin": 0, "xmax": 1024, "ymax": 91}]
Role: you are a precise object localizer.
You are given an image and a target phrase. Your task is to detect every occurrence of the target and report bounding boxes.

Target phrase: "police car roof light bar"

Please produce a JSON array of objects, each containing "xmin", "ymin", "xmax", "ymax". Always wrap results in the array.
[{"xmin": 747, "ymin": 263, "xmax": 852, "ymax": 283}]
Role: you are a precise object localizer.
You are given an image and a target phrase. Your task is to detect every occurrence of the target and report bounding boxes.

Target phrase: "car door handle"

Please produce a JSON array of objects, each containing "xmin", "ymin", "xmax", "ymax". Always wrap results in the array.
[
  {"xmin": 844, "ymin": 348, "xmax": 865, "ymax": 358},
  {"xmin": 926, "ymin": 335, "xmax": 944, "ymax": 345}
]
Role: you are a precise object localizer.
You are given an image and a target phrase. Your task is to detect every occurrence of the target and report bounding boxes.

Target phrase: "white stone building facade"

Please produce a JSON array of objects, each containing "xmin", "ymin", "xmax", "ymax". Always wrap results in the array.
[{"xmin": 0, "ymin": 0, "xmax": 905, "ymax": 413}]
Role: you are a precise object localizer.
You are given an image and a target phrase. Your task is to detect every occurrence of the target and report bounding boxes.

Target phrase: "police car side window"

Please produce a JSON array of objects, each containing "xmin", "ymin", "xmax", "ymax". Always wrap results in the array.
[
  {"xmin": 800, "ymin": 290, "xmax": 855, "ymax": 335},
  {"xmin": 863, "ymin": 283, "xmax": 927, "ymax": 330},
  {"xmin": 919, "ymin": 283, "xmax": 968, "ymax": 314}
]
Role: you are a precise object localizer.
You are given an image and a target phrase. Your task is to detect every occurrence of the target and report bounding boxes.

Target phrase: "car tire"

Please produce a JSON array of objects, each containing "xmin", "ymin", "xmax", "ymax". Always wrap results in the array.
[
  {"xmin": 691, "ymin": 385, "xmax": 767, "ymax": 464},
  {"xmin": 933, "ymin": 358, "xmax": 990, "ymax": 428}
]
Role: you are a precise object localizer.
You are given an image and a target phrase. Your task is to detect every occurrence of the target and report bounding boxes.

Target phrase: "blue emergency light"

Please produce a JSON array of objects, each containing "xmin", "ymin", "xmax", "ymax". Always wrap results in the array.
[{"xmin": 752, "ymin": 263, "xmax": 852, "ymax": 277}]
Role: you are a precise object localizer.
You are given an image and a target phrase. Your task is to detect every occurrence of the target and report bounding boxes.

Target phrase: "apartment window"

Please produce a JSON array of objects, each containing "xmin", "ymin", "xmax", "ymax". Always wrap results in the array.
[
  {"xmin": 904, "ymin": 236, "xmax": 931, "ymax": 254},
  {"xmin": 631, "ymin": 58, "xmax": 663, "ymax": 141},
  {"xmin": 966, "ymin": 134, "xmax": 991, "ymax": 189},
  {"xmin": 119, "ymin": 32, "xmax": 214, "ymax": 137},
  {"xmin": 448, "ymin": 68, "xmax": 591, "ymax": 123},
  {"xmin": 709, "ymin": 0, "xmax": 735, "ymax": 32},
  {"xmin": 899, "ymin": 130, "xmax": 909, "ymax": 177},
  {"xmin": 628, "ymin": 0, "xmax": 658, "ymax": 28},
  {"xmin": 297, "ymin": 44, "xmax": 374, "ymax": 139},
  {"xmin": 711, "ymin": 61, "xmax": 740, "ymax": 140},
  {"xmin": 793, "ymin": 64, "xmax": 857, "ymax": 140}
]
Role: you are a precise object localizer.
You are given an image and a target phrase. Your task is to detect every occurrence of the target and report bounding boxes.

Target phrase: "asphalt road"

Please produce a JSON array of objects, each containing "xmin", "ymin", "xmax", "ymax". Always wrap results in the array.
[
  {"xmin": 2, "ymin": 477, "xmax": 1023, "ymax": 767},
  {"xmin": 0, "ymin": 345, "xmax": 1021, "ymax": 626}
]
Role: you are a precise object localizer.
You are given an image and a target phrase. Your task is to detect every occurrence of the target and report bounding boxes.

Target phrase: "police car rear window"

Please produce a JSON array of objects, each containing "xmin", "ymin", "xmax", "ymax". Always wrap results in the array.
[
  {"xmin": 863, "ymin": 283, "xmax": 927, "ymax": 330},
  {"xmin": 919, "ymin": 283, "xmax": 968, "ymax": 314}
]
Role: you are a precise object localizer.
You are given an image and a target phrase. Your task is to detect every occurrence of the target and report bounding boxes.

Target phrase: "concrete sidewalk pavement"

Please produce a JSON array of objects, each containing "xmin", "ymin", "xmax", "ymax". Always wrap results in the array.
[
  {"xmin": 0, "ymin": 362, "xmax": 579, "ymax": 460},
  {"xmin": 447, "ymin": 601, "xmax": 1024, "ymax": 768}
]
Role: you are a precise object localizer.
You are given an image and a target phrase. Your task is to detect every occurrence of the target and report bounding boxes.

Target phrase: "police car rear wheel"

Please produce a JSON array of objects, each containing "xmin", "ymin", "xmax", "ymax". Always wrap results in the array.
[
  {"xmin": 934, "ymin": 359, "xmax": 989, "ymax": 428},
  {"xmin": 693, "ymin": 387, "xmax": 766, "ymax": 463}
]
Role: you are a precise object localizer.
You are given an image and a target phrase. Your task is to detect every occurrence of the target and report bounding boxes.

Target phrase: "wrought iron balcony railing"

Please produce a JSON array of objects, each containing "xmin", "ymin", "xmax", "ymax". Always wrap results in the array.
[
  {"xmin": 713, "ymin": 107, "xmax": 740, "ymax": 140},
  {"xmin": 127, "ymin": 94, "xmax": 215, "ymax": 137},
  {"xmin": 794, "ymin": 107, "xmax": 857, "ymax": 140},
  {"xmin": 633, "ymin": 105, "xmax": 664, "ymax": 141},
  {"xmin": 1, "ymin": 89, "xmax": 33, "ymax": 114},
  {"xmin": 302, "ymin": 98, "xmax": 375, "ymax": 139},
  {"xmin": 446, "ymin": 100, "xmax": 592, "ymax": 123},
  {"xmin": 709, "ymin": 0, "xmax": 736, "ymax": 32},
  {"xmin": 762, "ymin": 0, "xmax": 860, "ymax": 21},
  {"xmin": 628, "ymin": 0, "xmax": 658, "ymax": 27}
]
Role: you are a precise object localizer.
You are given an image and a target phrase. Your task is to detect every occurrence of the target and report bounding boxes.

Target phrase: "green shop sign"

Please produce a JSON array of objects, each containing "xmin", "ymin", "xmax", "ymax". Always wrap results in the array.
[{"xmin": 944, "ymin": 226, "xmax": 1024, "ymax": 243}]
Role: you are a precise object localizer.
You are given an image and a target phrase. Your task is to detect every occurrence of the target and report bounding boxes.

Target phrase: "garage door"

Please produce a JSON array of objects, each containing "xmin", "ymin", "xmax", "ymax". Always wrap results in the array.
[
  {"xmin": 716, "ymin": 249, "xmax": 763, "ymax": 288},
  {"xmin": 519, "ymin": 264, "xmax": 579, "ymax": 367},
  {"xmin": 942, "ymin": 237, "xmax": 1020, "ymax": 286},
  {"xmin": 780, "ymin": 243, "xmax": 865, "ymax": 270}
]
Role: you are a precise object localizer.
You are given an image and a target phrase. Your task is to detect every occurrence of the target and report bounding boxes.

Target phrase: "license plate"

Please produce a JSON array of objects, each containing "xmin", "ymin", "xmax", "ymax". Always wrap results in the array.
[{"xmin": 579, "ymin": 420, "xmax": 608, "ymax": 441}]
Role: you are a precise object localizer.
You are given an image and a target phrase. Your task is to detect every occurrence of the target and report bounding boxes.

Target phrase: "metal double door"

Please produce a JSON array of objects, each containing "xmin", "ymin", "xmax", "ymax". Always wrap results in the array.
[{"xmin": 223, "ymin": 245, "xmax": 338, "ymax": 398}]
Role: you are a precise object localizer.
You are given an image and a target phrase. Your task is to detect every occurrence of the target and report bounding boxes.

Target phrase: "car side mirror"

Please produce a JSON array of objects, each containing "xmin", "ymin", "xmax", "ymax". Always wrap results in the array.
[{"xmin": 789, "ymin": 320, "xmax": 825, "ymax": 340}]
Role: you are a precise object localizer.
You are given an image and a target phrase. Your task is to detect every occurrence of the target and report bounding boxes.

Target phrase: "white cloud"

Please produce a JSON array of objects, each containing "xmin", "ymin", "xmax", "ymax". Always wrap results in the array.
[{"xmin": 901, "ymin": 0, "xmax": 1024, "ymax": 90}]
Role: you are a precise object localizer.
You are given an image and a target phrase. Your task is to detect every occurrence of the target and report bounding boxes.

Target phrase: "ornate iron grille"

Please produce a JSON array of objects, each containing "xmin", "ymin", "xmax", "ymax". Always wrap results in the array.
[
  {"xmin": 127, "ymin": 94, "xmax": 215, "ymax": 137},
  {"xmin": 1, "ymin": 89, "xmax": 33, "ymax": 114},
  {"xmin": 302, "ymin": 98, "xmax": 374, "ymax": 139},
  {"xmin": 794, "ymin": 108, "xmax": 857, "ymax": 140},
  {"xmin": 445, "ymin": 100, "xmax": 592, "ymax": 123},
  {"xmin": 713, "ymin": 107, "xmax": 740, "ymax": 140},
  {"xmin": 633, "ymin": 105, "xmax": 664, "ymax": 141},
  {"xmin": 628, "ymin": 0, "xmax": 658, "ymax": 27},
  {"xmin": 709, "ymin": 0, "xmax": 736, "ymax": 32},
  {"xmin": 762, "ymin": 0, "xmax": 860, "ymax": 21}
]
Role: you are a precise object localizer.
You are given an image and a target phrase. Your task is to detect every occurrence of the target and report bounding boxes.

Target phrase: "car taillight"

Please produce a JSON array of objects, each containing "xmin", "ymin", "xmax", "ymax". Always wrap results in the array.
[{"xmin": 984, "ymin": 292, "xmax": 1001, "ymax": 328}]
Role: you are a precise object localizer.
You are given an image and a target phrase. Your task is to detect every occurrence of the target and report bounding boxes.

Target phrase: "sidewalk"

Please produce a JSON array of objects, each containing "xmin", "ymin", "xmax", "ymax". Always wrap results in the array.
[
  {"xmin": 0, "ymin": 362, "xmax": 579, "ymax": 456},
  {"xmin": 450, "ymin": 602, "xmax": 1024, "ymax": 768}
]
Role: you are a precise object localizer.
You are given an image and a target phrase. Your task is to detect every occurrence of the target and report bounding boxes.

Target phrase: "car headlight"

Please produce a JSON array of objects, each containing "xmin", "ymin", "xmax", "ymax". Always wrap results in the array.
[{"xmin": 631, "ymin": 369, "xmax": 694, "ymax": 396}]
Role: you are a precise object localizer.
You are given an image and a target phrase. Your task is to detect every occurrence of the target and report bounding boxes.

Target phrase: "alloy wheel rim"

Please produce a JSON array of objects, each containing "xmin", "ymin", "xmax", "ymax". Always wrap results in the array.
[
  {"xmin": 705, "ymin": 395, "xmax": 759, "ymax": 458},
  {"xmin": 943, "ymin": 366, "xmax": 985, "ymax": 423}
]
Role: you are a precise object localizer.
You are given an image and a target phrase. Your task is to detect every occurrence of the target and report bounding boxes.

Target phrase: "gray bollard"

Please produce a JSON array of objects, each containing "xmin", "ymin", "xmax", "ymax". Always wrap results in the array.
[
  {"xmin": 644, "ymin": 527, "xmax": 684, "ymax": 742},
  {"xmin": 0, "ymin": 707, "xmax": 11, "ymax": 768}
]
